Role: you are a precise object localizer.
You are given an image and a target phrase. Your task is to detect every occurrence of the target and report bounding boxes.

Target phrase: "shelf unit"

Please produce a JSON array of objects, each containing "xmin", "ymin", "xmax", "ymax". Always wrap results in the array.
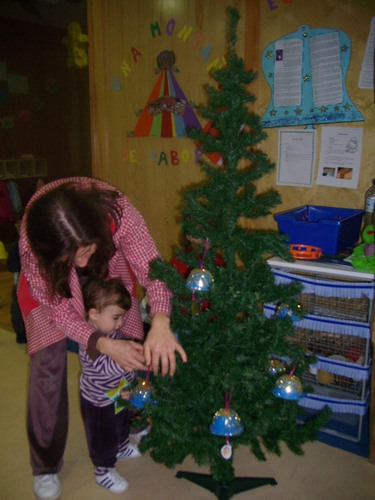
[
  {"xmin": 0, "ymin": 158, "xmax": 48, "ymax": 179},
  {"xmin": 265, "ymin": 257, "xmax": 374, "ymax": 445}
]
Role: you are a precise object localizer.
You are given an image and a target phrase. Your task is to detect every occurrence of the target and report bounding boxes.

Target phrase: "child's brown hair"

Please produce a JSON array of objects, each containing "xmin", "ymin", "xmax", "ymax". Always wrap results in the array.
[{"xmin": 82, "ymin": 278, "xmax": 131, "ymax": 313}]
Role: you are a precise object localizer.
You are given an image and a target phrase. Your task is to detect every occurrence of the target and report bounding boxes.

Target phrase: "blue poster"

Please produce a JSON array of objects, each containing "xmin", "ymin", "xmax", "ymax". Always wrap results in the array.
[{"xmin": 261, "ymin": 25, "xmax": 364, "ymax": 128}]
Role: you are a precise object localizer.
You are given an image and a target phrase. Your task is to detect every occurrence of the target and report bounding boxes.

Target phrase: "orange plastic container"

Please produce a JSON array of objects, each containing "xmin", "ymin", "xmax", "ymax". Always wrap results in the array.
[{"xmin": 289, "ymin": 244, "xmax": 322, "ymax": 260}]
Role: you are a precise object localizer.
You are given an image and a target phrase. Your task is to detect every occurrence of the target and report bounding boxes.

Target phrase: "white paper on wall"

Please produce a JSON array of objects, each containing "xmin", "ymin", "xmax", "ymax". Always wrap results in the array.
[
  {"xmin": 276, "ymin": 128, "xmax": 316, "ymax": 187},
  {"xmin": 359, "ymin": 16, "xmax": 375, "ymax": 90},
  {"xmin": 316, "ymin": 126, "xmax": 363, "ymax": 189}
]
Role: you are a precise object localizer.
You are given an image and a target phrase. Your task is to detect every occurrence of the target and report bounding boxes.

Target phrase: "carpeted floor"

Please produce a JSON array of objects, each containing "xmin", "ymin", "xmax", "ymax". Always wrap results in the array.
[{"xmin": 1, "ymin": 325, "xmax": 375, "ymax": 500}]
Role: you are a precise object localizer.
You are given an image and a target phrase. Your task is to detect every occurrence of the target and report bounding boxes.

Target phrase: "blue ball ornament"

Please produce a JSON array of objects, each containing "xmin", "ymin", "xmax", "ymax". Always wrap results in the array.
[
  {"xmin": 130, "ymin": 379, "xmax": 156, "ymax": 409},
  {"xmin": 186, "ymin": 268, "xmax": 213, "ymax": 292},
  {"xmin": 276, "ymin": 303, "xmax": 301, "ymax": 322},
  {"xmin": 269, "ymin": 358, "xmax": 286, "ymax": 376},
  {"xmin": 272, "ymin": 374, "xmax": 305, "ymax": 400},
  {"xmin": 209, "ymin": 408, "xmax": 244, "ymax": 436}
]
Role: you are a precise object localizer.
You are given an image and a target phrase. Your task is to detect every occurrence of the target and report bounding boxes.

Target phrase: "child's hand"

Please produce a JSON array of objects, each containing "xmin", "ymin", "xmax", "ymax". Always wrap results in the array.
[{"xmin": 120, "ymin": 390, "xmax": 131, "ymax": 401}]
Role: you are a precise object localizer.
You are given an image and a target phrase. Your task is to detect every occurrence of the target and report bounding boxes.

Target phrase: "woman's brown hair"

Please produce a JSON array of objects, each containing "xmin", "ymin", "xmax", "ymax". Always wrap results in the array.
[{"xmin": 26, "ymin": 181, "xmax": 123, "ymax": 298}]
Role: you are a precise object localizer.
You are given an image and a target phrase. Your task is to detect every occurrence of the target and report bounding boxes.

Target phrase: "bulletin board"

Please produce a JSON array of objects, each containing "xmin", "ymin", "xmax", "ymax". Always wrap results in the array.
[
  {"xmin": 87, "ymin": 0, "xmax": 246, "ymax": 260},
  {"xmin": 257, "ymin": 0, "xmax": 375, "ymax": 231}
]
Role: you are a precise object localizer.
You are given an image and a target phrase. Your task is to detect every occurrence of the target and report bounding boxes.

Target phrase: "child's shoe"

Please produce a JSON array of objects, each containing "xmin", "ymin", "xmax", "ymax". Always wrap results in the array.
[
  {"xmin": 95, "ymin": 468, "xmax": 128, "ymax": 494},
  {"xmin": 130, "ymin": 422, "xmax": 151, "ymax": 443},
  {"xmin": 116, "ymin": 443, "xmax": 141, "ymax": 460}
]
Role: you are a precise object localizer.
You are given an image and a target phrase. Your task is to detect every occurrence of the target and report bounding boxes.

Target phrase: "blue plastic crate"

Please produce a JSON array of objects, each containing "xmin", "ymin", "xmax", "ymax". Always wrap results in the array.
[{"xmin": 274, "ymin": 205, "xmax": 364, "ymax": 255}]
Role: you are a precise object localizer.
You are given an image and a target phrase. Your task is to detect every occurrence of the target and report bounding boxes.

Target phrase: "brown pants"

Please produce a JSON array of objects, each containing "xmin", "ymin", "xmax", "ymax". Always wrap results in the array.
[{"xmin": 27, "ymin": 339, "xmax": 68, "ymax": 475}]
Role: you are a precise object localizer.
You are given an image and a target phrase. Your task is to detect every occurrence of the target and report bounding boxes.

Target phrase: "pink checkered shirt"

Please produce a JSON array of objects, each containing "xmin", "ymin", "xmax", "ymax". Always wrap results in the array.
[{"xmin": 18, "ymin": 177, "xmax": 172, "ymax": 356}]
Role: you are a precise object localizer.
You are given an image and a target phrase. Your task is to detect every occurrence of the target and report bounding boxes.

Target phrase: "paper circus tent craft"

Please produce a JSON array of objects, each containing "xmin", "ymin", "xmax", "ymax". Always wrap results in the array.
[{"xmin": 132, "ymin": 51, "xmax": 202, "ymax": 137}]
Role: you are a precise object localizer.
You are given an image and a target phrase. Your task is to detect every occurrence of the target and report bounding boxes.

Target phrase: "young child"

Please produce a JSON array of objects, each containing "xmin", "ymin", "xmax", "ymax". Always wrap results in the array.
[{"xmin": 79, "ymin": 278, "xmax": 141, "ymax": 494}]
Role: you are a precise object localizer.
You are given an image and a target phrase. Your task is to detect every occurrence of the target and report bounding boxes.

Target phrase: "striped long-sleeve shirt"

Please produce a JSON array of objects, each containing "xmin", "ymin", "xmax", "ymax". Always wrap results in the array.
[{"xmin": 79, "ymin": 329, "xmax": 135, "ymax": 406}]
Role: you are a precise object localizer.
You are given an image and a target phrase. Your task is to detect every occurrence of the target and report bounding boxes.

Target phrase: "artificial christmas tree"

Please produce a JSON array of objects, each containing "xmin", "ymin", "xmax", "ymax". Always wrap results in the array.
[{"xmin": 139, "ymin": 8, "xmax": 329, "ymax": 499}]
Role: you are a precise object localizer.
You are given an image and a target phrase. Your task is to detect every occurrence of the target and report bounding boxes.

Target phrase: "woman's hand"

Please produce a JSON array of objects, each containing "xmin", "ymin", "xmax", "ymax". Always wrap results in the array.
[
  {"xmin": 143, "ymin": 312, "xmax": 187, "ymax": 376},
  {"xmin": 96, "ymin": 336, "xmax": 147, "ymax": 372}
]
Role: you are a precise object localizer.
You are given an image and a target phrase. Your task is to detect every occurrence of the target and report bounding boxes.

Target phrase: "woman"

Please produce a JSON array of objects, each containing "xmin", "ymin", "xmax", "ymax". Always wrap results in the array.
[{"xmin": 18, "ymin": 177, "xmax": 187, "ymax": 500}]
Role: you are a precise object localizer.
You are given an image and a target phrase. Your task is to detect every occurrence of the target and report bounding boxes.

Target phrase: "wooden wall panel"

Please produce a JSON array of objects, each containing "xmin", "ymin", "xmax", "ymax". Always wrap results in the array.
[
  {"xmin": 88, "ymin": 0, "xmax": 375, "ymax": 247},
  {"xmin": 87, "ymin": 0, "xmax": 249, "ymax": 259}
]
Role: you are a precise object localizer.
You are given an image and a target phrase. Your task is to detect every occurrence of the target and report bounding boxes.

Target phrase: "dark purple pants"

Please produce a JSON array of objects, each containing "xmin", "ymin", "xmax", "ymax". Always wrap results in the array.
[
  {"xmin": 27, "ymin": 339, "xmax": 68, "ymax": 475},
  {"xmin": 80, "ymin": 395, "xmax": 130, "ymax": 468}
]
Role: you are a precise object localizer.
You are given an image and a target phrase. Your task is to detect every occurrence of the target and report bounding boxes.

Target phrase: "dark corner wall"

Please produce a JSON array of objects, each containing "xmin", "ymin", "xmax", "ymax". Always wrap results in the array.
[{"xmin": 0, "ymin": 17, "xmax": 91, "ymax": 244}]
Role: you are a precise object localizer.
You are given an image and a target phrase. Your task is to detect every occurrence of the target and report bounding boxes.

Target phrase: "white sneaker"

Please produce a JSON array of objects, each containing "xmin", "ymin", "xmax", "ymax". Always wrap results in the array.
[
  {"xmin": 33, "ymin": 474, "xmax": 62, "ymax": 500},
  {"xmin": 130, "ymin": 423, "xmax": 151, "ymax": 443},
  {"xmin": 95, "ymin": 468, "xmax": 129, "ymax": 494},
  {"xmin": 116, "ymin": 443, "xmax": 141, "ymax": 460}
]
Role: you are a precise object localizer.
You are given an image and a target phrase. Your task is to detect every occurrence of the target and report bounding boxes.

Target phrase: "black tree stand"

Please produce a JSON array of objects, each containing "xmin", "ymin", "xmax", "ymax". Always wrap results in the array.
[{"xmin": 176, "ymin": 471, "xmax": 277, "ymax": 499}]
